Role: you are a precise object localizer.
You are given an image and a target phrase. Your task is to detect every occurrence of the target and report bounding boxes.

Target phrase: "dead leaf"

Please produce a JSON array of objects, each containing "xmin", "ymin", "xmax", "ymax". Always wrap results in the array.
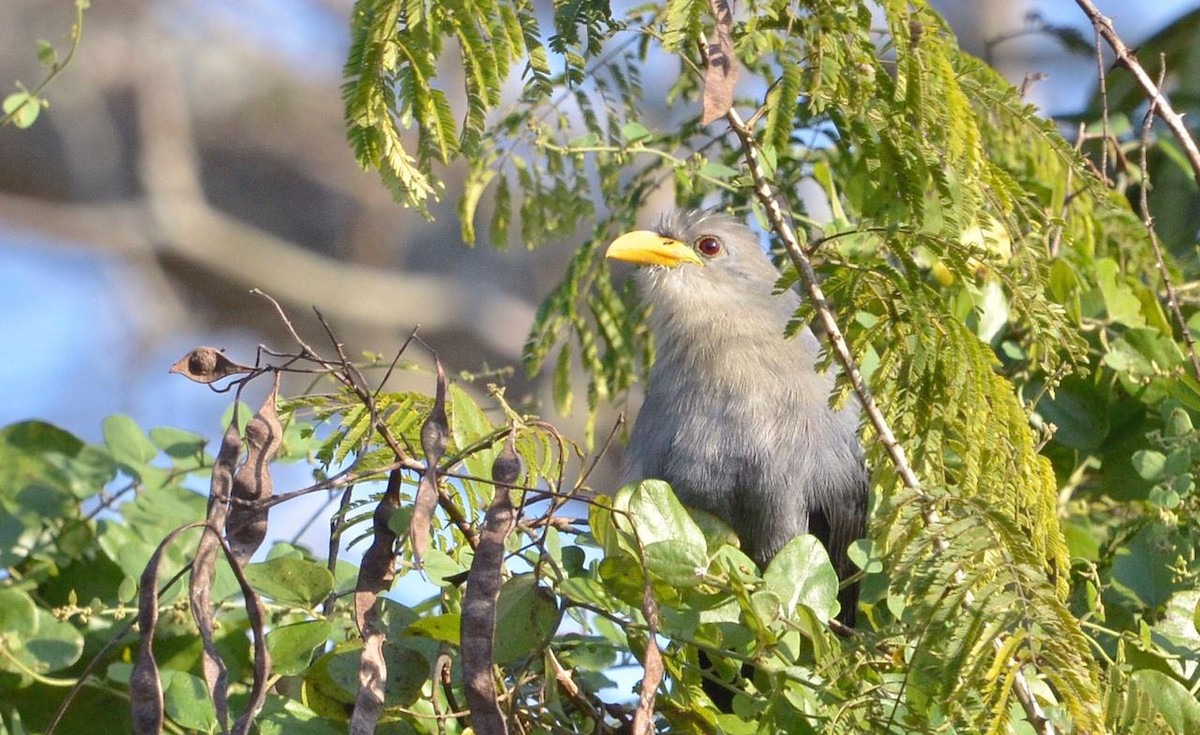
[
  {"xmin": 168, "ymin": 347, "xmax": 253, "ymax": 384},
  {"xmin": 700, "ymin": 0, "xmax": 739, "ymax": 125}
]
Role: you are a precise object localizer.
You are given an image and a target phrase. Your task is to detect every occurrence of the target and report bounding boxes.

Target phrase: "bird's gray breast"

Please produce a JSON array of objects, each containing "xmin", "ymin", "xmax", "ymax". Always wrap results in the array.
[{"xmin": 621, "ymin": 329, "xmax": 858, "ymax": 563}]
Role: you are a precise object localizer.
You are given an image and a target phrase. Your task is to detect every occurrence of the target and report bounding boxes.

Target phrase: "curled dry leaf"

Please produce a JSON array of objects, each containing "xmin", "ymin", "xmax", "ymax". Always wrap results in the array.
[
  {"xmin": 168, "ymin": 347, "xmax": 254, "ymax": 384},
  {"xmin": 409, "ymin": 358, "xmax": 448, "ymax": 565},
  {"xmin": 461, "ymin": 432, "xmax": 520, "ymax": 735},
  {"xmin": 700, "ymin": 0, "xmax": 739, "ymax": 125},
  {"xmin": 189, "ymin": 416, "xmax": 243, "ymax": 732},
  {"xmin": 226, "ymin": 373, "xmax": 283, "ymax": 565}
]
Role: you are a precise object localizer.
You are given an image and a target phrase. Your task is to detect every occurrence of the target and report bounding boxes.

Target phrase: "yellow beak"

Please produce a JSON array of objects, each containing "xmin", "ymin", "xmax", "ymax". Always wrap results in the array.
[{"xmin": 605, "ymin": 230, "xmax": 703, "ymax": 268}]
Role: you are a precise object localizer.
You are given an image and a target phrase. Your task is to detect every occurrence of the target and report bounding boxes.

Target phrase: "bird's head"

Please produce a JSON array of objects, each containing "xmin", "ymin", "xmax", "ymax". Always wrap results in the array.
[{"xmin": 605, "ymin": 209, "xmax": 788, "ymax": 323}]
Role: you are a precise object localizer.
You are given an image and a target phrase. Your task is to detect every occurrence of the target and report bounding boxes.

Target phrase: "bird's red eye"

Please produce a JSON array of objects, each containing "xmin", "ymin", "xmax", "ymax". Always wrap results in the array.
[{"xmin": 696, "ymin": 236, "xmax": 722, "ymax": 257}]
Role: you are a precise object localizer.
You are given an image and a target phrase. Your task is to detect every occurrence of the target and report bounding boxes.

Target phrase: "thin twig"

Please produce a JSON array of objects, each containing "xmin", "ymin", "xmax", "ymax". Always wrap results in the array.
[
  {"xmin": 1074, "ymin": 0, "xmax": 1200, "ymax": 189},
  {"xmin": 709, "ymin": 39, "xmax": 1057, "ymax": 735},
  {"xmin": 1137, "ymin": 61, "xmax": 1200, "ymax": 382},
  {"xmin": 1092, "ymin": 25, "xmax": 1111, "ymax": 184},
  {"xmin": 720, "ymin": 105, "xmax": 919, "ymax": 491}
]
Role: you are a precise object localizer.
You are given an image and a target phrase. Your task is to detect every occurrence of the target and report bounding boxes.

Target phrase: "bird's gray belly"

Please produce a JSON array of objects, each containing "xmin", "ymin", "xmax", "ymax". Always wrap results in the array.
[{"xmin": 622, "ymin": 397, "xmax": 815, "ymax": 565}]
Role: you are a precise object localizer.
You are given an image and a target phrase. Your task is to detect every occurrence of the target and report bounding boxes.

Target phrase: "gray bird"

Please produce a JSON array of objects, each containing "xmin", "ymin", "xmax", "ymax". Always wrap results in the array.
[{"xmin": 606, "ymin": 209, "xmax": 868, "ymax": 626}]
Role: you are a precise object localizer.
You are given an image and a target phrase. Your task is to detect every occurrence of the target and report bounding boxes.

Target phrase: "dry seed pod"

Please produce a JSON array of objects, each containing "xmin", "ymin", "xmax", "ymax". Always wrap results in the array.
[
  {"xmin": 409, "ymin": 358, "xmax": 448, "ymax": 565},
  {"xmin": 700, "ymin": 0, "xmax": 738, "ymax": 126},
  {"xmin": 189, "ymin": 417, "xmax": 243, "ymax": 731},
  {"xmin": 168, "ymin": 347, "xmax": 253, "ymax": 384},
  {"xmin": 461, "ymin": 431, "xmax": 520, "ymax": 735},
  {"xmin": 225, "ymin": 374, "xmax": 283, "ymax": 565}
]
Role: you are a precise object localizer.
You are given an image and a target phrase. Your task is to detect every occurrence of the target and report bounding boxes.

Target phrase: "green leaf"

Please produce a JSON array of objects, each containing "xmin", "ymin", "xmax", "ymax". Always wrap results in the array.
[
  {"xmin": 569, "ymin": 131, "xmax": 601, "ymax": 147},
  {"xmin": 493, "ymin": 574, "xmax": 562, "ymax": 665},
  {"xmin": 36, "ymin": 39, "xmax": 57, "ymax": 66},
  {"xmin": 620, "ymin": 121, "xmax": 651, "ymax": 143},
  {"xmin": 1, "ymin": 607, "xmax": 84, "ymax": 676},
  {"xmin": 118, "ymin": 575, "xmax": 137, "ymax": 603},
  {"xmin": 149, "ymin": 426, "xmax": 206, "ymax": 455},
  {"xmin": 0, "ymin": 588, "xmax": 37, "ymax": 639},
  {"xmin": 553, "ymin": 345, "xmax": 574, "ymax": 416},
  {"xmin": 1131, "ymin": 450, "xmax": 1167, "ymax": 481},
  {"xmin": 102, "ymin": 414, "xmax": 159, "ymax": 467},
  {"xmin": 449, "ymin": 383, "xmax": 497, "ymax": 475},
  {"xmin": 763, "ymin": 535, "xmax": 839, "ymax": 622},
  {"xmin": 642, "ymin": 539, "xmax": 708, "ymax": 588},
  {"xmin": 0, "ymin": 420, "xmax": 85, "ymax": 500},
  {"xmin": 1033, "ymin": 376, "xmax": 1110, "ymax": 451},
  {"xmin": 3, "ymin": 92, "xmax": 40, "ymax": 128},
  {"xmin": 254, "ymin": 697, "xmax": 343, "ymax": 735},
  {"xmin": 267, "ymin": 620, "xmax": 334, "ymax": 676},
  {"xmin": 662, "ymin": 0, "xmax": 704, "ymax": 51},
  {"xmin": 698, "ymin": 161, "xmax": 740, "ymax": 180},
  {"xmin": 243, "ymin": 557, "xmax": 334, "ymax": 608},
  {"xmin": 1104, "ymin": 328, "xmax": 1184, "ymax": 378},
  {"xmin": 162, "ymin": 669, "xmax": 218, "ymax": 732},
  {"xmin": 847, "ymin": 538, "xmax": 882, "ymax": 573},
  {"xmin": 616, "ymin": 480, "xmax": 708, "ymax": 550},
  {"xmin": 1111, "ymin": 524, "xmax": 1179, "ymax": 609},
  {"xmin": 406, "ymin": 613, "xmax": 461, "ymax": 644},
  {"xmin": 607, "ymin": 480, "xmax": 709, "ymax": 586},
  {"xmin": 417, "ymin": 547, "xmax": 469, "ymax": 587},
  {"xmin": 1094, "ymin": 258, "xmax": 1146, "ymax": 327},
  {"xmin": 1130, "ymin": 669, "xmax": 1200, "ymax": 735}
]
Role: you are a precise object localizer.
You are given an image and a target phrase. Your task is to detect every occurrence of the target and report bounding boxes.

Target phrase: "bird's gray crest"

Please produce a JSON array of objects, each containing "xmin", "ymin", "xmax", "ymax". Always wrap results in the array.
[{"xmin": 654, "ymin": 208, "xmax": 756, "ymax": 246}]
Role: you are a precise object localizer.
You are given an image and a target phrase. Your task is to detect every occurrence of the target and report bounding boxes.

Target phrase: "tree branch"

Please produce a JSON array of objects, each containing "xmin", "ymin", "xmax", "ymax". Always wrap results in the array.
[
  {"xmin": 716, "ymin": 59, "xmax": 1057, "ymax": 735},
  {"xmin": 1073, "ymin": 0, "xmax": 1200, "ymax": 189},
  {"xmin": 1136, "ymin": 65, "xmax": 1200, "ymax": 383}
]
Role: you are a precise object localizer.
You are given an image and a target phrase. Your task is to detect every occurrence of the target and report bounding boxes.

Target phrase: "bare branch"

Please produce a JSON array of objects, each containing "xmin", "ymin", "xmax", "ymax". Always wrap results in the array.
[
  {"xmin": 1074, "ymin": 0, "xmax": 1200, "ymax": 189},
  {"xmin": 1137, "ymin": 62, "xmax": 1200, "ymax": 382},
  {"xmin": 711, "ymin": 41, "xmax": 1058, "ymax": 735}
]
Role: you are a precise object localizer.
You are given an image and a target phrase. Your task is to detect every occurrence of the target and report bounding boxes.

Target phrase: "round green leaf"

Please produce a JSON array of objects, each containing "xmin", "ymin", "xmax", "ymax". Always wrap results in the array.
[
  {"xmin": 1132, "ymin": 450, "xmax": 1167, "ymax": 481},
  {"xmin": 0, "ymin": 421, "xmax": 85, "ymax": 501},
  {"xmin": 149, "ymin": 426, "xmax": 209, "ymax": 468},
  {"xmin": 763, "ymin": 535, "xmax": 838, "ymax": 622},
  {"xmin": 493, "ymin": 574, "xmax": 561, "ymax": 666},
  {"xmin": 243, "ymin": 557, "xmax": 334, "ymax": 608},
  {"xmin": 1130, "ymin": 669, "xmax": 1200, "ymax": 735},
  {"xmin": 2, "ymin": 607, "xmax": 85, "ymax": 676},
  {"xmin": 102, "ymin": 414, "xmax": 159, "ymax": 467},
  {"xmin": 1032, "ymin": 376, "xmax": 1109, "ymax": 451},
  {"xmin": 36, "ymin": 39, "xmax": 57, "ymax": 66},
  {"xmin": 162, "ymin": 669, "xmax": 218, "ymax": 732},
  {"xmin": 609, "ymin": 480, "xmax": 710, "ymax": 578},
  {"xmin": 267, "ymin": 619, "xmax": 333, "ymax": 676},
  {"xmin": 642, "ymin": 539, "xmax": 708, "ymax": 587},
  {"xmin": 254, "ymin": 697, "xmax": 343, "ymax": 735},
  {"xmin": 1112, "ymin": 524, "xmax": 1181, "ymax": 609},
  {"xmin": 406, "ymin": 613, "xmax": 461, "ymax": 644},
  {"xmin": 309, "ymin": 640, "xmax": 429, "ymax": 707},
  {"xmin": 0, "ymin": 588, "xmax": 37, "ymax": 639},
  {"xmin": 3, "ymin": 92, "xmax": 40, "ymax": 128}
]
